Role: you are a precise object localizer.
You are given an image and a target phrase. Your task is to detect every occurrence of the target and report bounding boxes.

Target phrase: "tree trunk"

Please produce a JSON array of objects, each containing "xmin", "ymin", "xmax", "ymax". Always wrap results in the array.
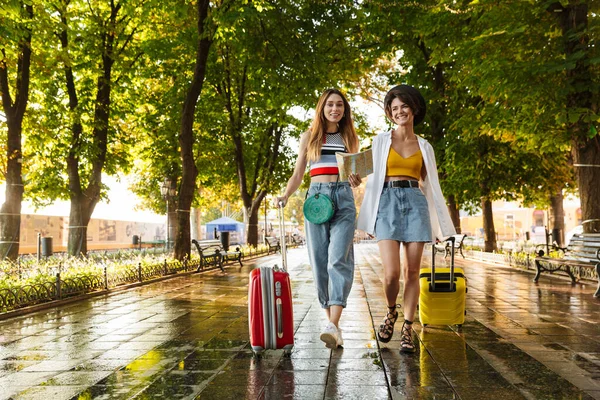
[
  {"xmin": 243, "ymin": 193, "xmax": 267, "ymax": 247},
  {"xmin": 58, "ymin": 6, "xmax": 93, "ymax": 257},
  {"xmin": 574, "ymin": 140, "xmax": 600, "ymax": 233},
  {"xmin": 174, "ymin": 0, "xmax": 212, "ymax": 261},
  {"xmin": 550, "ymin": 3, "xmax": 600, "ymax": 233},
  {"xmin": 481, "ymin": 197, "xmax": 497, "ymax": 252},
  {"xmin": 417, "ymin": 41, "xmax": 456, "ymax": 236},
  {"xmin": 447, "ymin": 194, "xmax": 461, "ymax": 234},
  {"xmin": 67, "ymin": 196, "xmax": 93, "ymax": 255},
  {"xmin": 168, "ymin": 200, "xmax": 177, "ymax": 249},
  {"xmin": 0, "ymin": 3, "xmax": 32, "ymax": 260},
  {"xmin": 246, "ymin": 205, "xmax": 260, "ymax": 247},
  {"xmin": 60, "ymin": 3, "xmax": 115, "ymax": 256},
  {"xmin": 549, "ymin": 190, "xmax": 565, "ymax": 247},
  {"xmin": 0, "ymin": 119, "xmax": 24, "ymax": 260}
]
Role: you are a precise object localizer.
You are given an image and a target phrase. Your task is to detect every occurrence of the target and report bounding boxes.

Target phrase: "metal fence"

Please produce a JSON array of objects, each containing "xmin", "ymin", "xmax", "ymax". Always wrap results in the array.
[
  {"xmin": 0, "ymin": 258, "xmax": 201, "ymax": 313},
  {"xmin": 0, "ymin": 241, "xmax": 287, "ymax": 314}
]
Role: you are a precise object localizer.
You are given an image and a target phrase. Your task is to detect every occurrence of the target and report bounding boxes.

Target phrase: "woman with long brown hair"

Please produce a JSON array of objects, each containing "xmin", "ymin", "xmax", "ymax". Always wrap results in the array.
[{"xmin": 276, "ymin": 89, "xmax": 362, "ymax": 349}]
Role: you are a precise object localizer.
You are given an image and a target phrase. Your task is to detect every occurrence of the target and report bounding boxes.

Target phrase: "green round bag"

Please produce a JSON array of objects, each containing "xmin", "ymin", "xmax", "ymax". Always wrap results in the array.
[{"xmin": 303, "ymin": 193, "xmax": 335, "ymax": 224}]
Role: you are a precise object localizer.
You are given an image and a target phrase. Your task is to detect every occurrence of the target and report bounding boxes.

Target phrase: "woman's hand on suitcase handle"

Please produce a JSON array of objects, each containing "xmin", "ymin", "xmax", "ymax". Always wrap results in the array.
[{"xmin": 275, "ymin": 195, "xmax": 288, "ymax": 208}]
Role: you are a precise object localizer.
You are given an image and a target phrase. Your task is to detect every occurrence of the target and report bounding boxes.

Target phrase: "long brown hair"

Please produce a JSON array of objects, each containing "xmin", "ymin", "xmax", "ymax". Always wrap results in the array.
[{"xmin": 306, "ymin": 89, "xmax": 359, "ymax": 162}]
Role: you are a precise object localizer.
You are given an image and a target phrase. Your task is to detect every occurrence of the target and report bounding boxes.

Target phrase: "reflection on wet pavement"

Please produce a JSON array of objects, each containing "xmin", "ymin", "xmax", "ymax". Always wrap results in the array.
[{"xmin": 0, "ymin": 244, "xmax": 598, "ymax": 399}]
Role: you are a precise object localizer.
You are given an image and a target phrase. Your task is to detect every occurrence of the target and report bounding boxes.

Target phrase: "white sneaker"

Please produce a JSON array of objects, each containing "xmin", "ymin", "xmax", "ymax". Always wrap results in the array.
[
  {"xmin": 336, "ymin": 327, "xmax": 344, "ymax": 348},
  {"xmin": 320, "ymin": 322, "xmax": 343, "ymax": 349}
]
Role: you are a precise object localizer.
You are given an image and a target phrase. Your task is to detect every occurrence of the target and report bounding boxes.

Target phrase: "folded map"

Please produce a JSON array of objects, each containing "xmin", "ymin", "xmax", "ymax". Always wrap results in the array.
[{"xmin": 335, "ymin": 149, "xmax": 374, "ymax": 182}]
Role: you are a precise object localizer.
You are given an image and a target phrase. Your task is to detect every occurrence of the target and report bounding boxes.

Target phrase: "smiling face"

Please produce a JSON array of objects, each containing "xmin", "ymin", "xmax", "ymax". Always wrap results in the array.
[
  {"xmin": 389, "ymin": 97, "xmax": 414, "ymax": 127},
  {"xmin": 323, "ymin": 93, "xmax": 345, "ymax": 126}
]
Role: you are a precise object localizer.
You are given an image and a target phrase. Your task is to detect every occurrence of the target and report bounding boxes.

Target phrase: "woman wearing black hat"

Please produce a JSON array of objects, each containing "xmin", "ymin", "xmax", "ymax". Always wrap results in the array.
[{"xmin": 357, "ymin": 85, "xmax": 456, "ymax": 353}]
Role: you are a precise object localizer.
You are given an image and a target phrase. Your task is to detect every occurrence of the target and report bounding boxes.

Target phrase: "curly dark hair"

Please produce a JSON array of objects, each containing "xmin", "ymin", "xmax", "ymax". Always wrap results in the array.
[{"xmin": 383, "ymin": 85, "xmax": 427, "ymax": 125}]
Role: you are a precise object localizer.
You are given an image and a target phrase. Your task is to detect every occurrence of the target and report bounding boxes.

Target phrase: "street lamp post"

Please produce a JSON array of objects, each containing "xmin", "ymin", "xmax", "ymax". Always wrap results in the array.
[
  {"xmin": 161, "ymin": 178, "xmax": 177, "ymax": 251},
  {"xmin": 264, "ymin": 198, "xmax": 268, "ymax": 237}
]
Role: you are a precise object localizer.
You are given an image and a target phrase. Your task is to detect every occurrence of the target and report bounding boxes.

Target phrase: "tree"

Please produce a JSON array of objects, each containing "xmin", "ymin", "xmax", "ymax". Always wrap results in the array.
[
  {"xmin": 441, "ymin": 0, "xmax": 597, "ymax": 243},
  {"xmin": 208, "ymin": 40, "xmax": 297, "ymax": 246},
  {"xmin": 365, "ymin": 1, "xmax": 591, "ymax": 250},
  {"xmin": 201, "ymin": 0, "xmax": 370, "ymax": 247},
  {"xmin": 125, "ymin": 0, "xmax": 240, "ymax": 259},
  {"xmin": 26, "ymin": 0, "xmax": 147, "ymax": 256},
  {"xmin": 0, "ymin": 1, "xmax": 32, "ymax": 260},
  {"xmin": 173, "ymin": 0, "xmax": 215, "ymax": 260},
  {"xmin": 359, "ymin": 1, "xmax": 477, "ymax": 234},
  {"xmin": 547, "ymin": 2, "xmax": 600, "ymax": 233}
]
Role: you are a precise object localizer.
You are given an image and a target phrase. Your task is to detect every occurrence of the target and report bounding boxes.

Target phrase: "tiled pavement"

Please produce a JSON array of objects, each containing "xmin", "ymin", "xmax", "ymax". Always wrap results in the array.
[{"xmin": 0, "ymin": 243, "xmax": 599, "ymax": 399}]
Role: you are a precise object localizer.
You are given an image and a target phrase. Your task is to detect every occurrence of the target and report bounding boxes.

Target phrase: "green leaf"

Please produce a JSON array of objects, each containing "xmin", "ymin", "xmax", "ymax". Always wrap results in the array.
[
  {"xmin": 589, "ymin": 124, "xmax": 598, "ymax": 139},
  {"xmin": 568, "ymin": 112, "xmax": 581, "ymax": 124}
]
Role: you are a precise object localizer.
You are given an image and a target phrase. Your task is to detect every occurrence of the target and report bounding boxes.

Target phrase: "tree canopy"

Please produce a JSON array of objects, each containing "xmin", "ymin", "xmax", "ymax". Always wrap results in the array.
[{"xmin": 1, "ymin": 0, "xmax": 598, "ymax": 259}]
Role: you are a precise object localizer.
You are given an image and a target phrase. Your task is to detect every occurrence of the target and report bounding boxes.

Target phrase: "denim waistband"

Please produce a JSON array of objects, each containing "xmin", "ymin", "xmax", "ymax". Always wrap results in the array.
[{"xmin": 309, "ymin": 181, "xmax": 351, "ymax": 189}]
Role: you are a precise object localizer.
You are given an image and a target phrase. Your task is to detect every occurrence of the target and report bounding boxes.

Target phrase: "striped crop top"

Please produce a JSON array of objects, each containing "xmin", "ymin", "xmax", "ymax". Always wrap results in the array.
[
  {"xmin": 309, "ymin": 132, "xmax": 346, "ymax": 177},
  {"xmin": 386, "ymin": 148, "xmax": 423, "ymax": 180}
]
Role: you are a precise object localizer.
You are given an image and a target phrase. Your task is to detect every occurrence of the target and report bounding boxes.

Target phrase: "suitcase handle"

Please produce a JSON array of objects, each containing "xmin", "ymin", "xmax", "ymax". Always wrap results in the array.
[
  {"xmin": 431, "ymin": 236, "xmax": 456, "ymax": 292},
  {"xmin": 276, "ymin": 300, "xmax": 283, "ymax": 337},
  {"xmin": 278, "ymin": 202, "xmax": 288, "ymax": 272}
]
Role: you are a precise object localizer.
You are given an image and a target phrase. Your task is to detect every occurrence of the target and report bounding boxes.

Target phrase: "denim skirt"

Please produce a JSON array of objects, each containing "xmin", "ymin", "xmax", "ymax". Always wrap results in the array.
[{"xmin": 374, "ymin": 186, "xmax": 432, "ymax": 242}]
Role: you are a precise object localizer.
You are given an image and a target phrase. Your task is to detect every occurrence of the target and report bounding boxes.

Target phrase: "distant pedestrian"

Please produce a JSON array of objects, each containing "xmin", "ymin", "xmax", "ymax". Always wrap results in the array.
[
  {"xmin": 357, "ymin": 85, "xmax": 455, "ymax": 353},
  {"xmin": 276, "ymin": 89, "xmax": 362, "ymax": 349}
]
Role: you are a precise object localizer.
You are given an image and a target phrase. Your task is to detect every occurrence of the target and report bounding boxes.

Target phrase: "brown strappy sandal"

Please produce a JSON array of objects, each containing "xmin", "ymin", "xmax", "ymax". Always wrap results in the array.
[
  {"xmin": 400, "ymin": 320, "xmax": 416, "ymax": 353},
  {"xmin": 377, "ymin": 305, "xmax": 398, "ymax": 343}
]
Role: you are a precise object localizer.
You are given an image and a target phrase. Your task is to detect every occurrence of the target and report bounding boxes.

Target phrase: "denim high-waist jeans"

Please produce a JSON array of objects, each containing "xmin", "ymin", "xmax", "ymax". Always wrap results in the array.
[{"xmin": 305, "ymin": 182, "xmax": 356, "ymax": 308}]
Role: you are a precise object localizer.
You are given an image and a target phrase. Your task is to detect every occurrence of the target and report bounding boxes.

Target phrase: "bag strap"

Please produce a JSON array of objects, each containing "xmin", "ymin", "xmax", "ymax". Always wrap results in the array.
[
  {"xmin": 304, "ymin": 175, "xmax": 340, "ymax": 208},
  {"xmin": 331, "ymin": 174, "xmax": 339, "ymax": 211}
]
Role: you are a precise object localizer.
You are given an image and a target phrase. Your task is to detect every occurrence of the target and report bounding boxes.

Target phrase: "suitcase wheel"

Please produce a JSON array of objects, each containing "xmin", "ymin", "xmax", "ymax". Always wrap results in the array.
[
  {"xmin": 284, "ymin": 349, "xmax": 292, "ymax": 357},
  {"xmin": 465, "ymin": 287, "xmax": 468, "ymax": 293},
  {"xmin": 464, "ymin": 310, "xmax": 467, "ymax": 315}
]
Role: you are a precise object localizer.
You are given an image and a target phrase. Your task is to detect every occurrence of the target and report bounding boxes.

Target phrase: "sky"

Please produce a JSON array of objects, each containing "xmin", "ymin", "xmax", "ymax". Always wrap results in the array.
[{"xmin": 0, "ymin": 175, "xmax": 165, "ymax": 223}]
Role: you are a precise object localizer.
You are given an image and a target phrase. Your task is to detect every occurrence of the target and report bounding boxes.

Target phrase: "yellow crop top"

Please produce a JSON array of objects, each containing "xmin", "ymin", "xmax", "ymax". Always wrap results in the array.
[{"xmin": 386, "ymin": 148, "xmax": 423, "ymax": 179}]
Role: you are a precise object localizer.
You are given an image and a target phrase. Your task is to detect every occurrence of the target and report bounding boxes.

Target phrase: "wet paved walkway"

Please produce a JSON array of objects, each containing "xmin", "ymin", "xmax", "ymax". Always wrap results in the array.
[{"xmin": 0, "ymin": 243, "xmax": 599, "ymax": 399}]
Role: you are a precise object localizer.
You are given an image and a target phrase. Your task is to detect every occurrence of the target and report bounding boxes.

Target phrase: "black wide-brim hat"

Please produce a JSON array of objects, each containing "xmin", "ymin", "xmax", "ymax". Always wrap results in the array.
[{"xmin": 386, "ymin": 84, "xmax": 427, "ymax": 126}]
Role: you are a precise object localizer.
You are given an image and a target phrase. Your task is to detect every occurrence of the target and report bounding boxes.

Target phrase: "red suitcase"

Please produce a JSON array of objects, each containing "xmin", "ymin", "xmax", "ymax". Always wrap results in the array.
[{"xmin": 248, "ymin": 205, "xmax": 294, "ymax": 354}]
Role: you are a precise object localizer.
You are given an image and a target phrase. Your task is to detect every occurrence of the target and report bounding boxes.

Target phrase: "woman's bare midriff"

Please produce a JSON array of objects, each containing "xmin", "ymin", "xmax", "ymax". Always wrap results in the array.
[
  {"xmin": 385, "ymin": 175, "xmax": 419, "ymax": 182},
  {"xmin": 311, "ymin": 174, "xmax": 340, "ymax": 183}
]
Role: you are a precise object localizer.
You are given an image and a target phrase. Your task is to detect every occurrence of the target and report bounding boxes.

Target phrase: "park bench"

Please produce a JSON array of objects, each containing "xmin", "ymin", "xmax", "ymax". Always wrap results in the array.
[
  {"xmin": 534, "ymin": 232, "xmax": 600, "ymax": 298},
  {"xmin": 191, "ymin": 239, "xmax": 243, "ymax": 273},
  {"xmin": 433, "ymin": 234, "xmax": 466, "ymax": 259},
  {"xmin": 221, "ymin": 245, "xmax": 243, "ymax": 268},
  {"xmin": 291, "ymin": 234, "xmax": 305, "ymax": 247},
  {"xmin": 265, "ymin": 236, "xmax": 280, "ymax": 254}
]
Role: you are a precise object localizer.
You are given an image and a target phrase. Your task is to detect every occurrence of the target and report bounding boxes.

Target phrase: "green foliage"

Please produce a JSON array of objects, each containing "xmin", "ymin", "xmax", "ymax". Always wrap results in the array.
[
  {"xmin": 0, "ymin": 251, "xmax": 190, "ymax": 294},
  {"xmin": 3, "ymin": 0, "xmax": 598, "ymax": 239},
  {"xmin": 283, "ymin": 192, "xmax": 305, "ymax": 229},
  {"xmin": 361, "ymin": 0, "xmax": 590, "ymax": 213},
  {"xmin": 23, "ymin": 0, "xmax": 155, "ymax": 207},
  {"xmin": 181, "ymin": 0, "xmax": 376, "ymax": 233}
]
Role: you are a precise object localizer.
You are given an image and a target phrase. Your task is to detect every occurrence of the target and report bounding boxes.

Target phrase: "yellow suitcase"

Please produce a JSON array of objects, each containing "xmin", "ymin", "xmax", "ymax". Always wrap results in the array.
[{"xmin": 419, "ymin": 237, "xmax": 467, "ymax": 327}]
